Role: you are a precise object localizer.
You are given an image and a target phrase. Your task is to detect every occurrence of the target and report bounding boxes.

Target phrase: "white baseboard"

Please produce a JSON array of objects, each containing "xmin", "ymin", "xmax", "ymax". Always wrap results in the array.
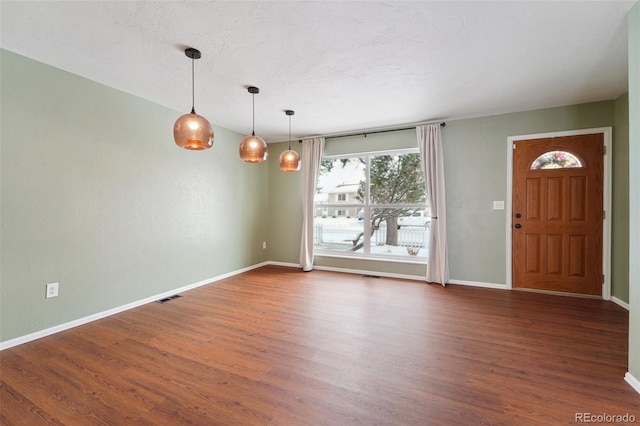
[
  {"xmin": 625, "ymin": 372, "xmax": 640, "ymax": 395},
  {"xmin": 267, "ymin": 261, "xmax": 300, "ymax": 268},
  {"xmin": 311, "ymin": 264, "xmax": 427, "ymax": 282},
  {"xmin": 447, "ymin": 279, "xmax": 508, "ymax": 289},
  {"xmin": 611, "ymin": 296, "xmax": 630, "ymax": 310},
  {"xmin": 0, "ymin": 262, "xmax": 270, "ymax": 351}
]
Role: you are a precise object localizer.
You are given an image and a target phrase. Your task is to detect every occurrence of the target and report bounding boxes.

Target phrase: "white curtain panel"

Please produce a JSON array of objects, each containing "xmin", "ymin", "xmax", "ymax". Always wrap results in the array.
[
  {"xmin": 299, "ymin": 138, "xmax": 325, "ymax": 271},
  {"xmin": 417, "ymin": 125, "xmax": 449, "ymax": 285}
]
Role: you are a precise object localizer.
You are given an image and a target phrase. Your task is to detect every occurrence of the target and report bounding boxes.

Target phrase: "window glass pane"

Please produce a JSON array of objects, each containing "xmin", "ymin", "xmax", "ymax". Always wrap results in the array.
[
  {"xmin": 314, "ymin": 151, "xmax": 428, "ymax": 260},
  {"xmin": 313, "ymin": 158, "xmax": 365, "ymax": 253},
  {"xmin": 530, "ymin": 151, "xmax": 583, "ymax": 169}
]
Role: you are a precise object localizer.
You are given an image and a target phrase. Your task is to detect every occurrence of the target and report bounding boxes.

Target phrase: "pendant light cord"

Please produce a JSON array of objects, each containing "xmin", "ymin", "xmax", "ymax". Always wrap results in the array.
[
  {"xmin": 251, "ymin": 93, "xmax": 256, "ymax": 136},
  {"xmin": 288, "ymin": 115, "xmax": 292, "ymax": 150},
  {"xmin": 191, "ymin": 56, "xmax": 196, "ymax": 114}
]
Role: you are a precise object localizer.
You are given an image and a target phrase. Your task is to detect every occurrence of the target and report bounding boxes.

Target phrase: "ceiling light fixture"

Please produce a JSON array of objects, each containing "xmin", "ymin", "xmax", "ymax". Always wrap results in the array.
[
  {"xmin": 279, "ymin": 110, "xmax": 300, "ymax": 172},
  {"xmin": 173, "ymin": 48, "xmax": 214, "ymax": 150},
  {"xmin": 239, "ymin": 86, "xmax": 268, "ymax": 163}
]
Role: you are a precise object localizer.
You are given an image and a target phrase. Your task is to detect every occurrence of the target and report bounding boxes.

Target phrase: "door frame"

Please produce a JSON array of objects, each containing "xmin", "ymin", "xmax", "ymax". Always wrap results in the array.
[{"xmin": 506, "ymin": 127, "xmax": 612, "ymax": 299}]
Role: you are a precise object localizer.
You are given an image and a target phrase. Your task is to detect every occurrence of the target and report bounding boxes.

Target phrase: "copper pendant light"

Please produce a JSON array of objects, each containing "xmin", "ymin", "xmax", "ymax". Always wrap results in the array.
[
  {"xmin": 173, "ymin": 48, "xmax": 214, "ymax": 150},
  {"xmin": 239, "ymin": 86, "xmax": 268, "ymax": 162},
  {"xmin": 279, "ymin": 110, "xmax": 301, "ymax": 172}
]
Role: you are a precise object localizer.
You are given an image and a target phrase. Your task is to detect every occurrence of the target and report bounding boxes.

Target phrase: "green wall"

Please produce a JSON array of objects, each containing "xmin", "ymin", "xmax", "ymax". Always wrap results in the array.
[
  {"xmin": 0, "ymin": 50, "xmax": 269, "ymax": 343},
  {"xmin": 267, "ymin": 142, "xmax": 303, "ymax": 263},
  {"xmin": 613, "ymin": 93, "xmax": 630, "ymax": 303},
  {"xmin": 627, "ymin": 1, "xmax": 639, "ymax": 386},
  {"xmin": 268, "ymin": 101, "xmax": 630, "ymax": 300}
]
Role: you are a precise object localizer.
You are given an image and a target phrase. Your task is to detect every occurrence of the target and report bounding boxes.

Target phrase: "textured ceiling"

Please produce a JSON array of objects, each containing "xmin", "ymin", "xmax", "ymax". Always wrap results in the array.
[{"xmin": 0, "ymin": 1, "xmax": 635, "ymax": 142}]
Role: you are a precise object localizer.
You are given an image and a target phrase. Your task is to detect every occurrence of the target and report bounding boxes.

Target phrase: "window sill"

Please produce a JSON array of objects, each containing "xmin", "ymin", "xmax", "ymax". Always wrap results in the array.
[{"xmin": 315, "ymin": 252, "xmax": 428, "ymax": 265}]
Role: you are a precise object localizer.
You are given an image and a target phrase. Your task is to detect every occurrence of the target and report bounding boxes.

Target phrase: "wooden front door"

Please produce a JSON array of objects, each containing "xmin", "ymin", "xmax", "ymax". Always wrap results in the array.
[{"xmin": 512, "ymin": 133, "xmax": 604, "ymax": 296}]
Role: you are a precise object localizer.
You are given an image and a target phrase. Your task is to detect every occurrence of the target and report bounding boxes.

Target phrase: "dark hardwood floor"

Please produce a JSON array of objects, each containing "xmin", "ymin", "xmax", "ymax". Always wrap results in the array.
[{"xmin": 1, "ymin": 265, "xmax": 638, "ymax": 425}]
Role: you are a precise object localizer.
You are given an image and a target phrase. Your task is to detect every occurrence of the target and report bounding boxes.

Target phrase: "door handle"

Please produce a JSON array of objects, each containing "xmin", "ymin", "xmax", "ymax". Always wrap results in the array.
[
  {"xmin": 514, "ymin": 223, "xmax": 522, "ymax": 229},
  {"xmin": 515, "ymin": 213, "xmax": 522, "ymax": 218}
]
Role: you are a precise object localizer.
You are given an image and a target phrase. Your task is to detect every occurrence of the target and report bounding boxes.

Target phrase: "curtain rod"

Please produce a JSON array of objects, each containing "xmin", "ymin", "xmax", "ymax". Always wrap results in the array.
[{"xmin": 299, "ymin": 121, "xmax": 446, "ymax": 142}]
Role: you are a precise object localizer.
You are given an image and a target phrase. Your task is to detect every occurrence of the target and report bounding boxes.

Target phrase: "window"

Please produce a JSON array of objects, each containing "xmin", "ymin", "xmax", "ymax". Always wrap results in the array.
[
  {"xmin": 314, "ymin": 149, "xmax": 429, "ymax": 260},
  {"xmin": 530, "ymin": 151, "xmax": 583, "ymax": 169}
]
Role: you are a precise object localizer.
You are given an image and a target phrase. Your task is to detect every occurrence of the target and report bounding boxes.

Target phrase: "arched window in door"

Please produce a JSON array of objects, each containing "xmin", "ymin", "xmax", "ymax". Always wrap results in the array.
[{"xmin": 530, "ymin": 151, "xmax": 583, "ymax": 170}]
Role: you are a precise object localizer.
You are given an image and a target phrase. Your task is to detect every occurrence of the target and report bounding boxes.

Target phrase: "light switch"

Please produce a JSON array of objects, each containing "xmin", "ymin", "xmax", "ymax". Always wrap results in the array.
[{"xmin": 493, "ymin": 201, "xmax": 505, "ymax": 210}]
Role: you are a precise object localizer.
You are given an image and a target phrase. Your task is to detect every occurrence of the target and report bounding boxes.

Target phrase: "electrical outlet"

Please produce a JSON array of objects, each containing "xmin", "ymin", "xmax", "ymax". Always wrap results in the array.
[
  {"xmin": 45, "ymin": 282, "xmax": 59, "ymax": 299},
  {"xmin": 262, "ymin": 241, "xmax": 267, "ymax": 249}
]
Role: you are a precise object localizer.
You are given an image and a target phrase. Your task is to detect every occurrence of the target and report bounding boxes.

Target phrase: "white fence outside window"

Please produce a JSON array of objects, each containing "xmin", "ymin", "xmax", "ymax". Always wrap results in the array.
[{"xmin": 314, "ymin": 219, "xmax": 429, "ymax": 257}]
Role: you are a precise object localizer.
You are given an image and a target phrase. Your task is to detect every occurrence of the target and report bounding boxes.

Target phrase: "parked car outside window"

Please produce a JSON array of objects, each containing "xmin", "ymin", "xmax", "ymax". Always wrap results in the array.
[{"xmin": 397, "ymin": 211, "xmax": 430, "ymax": 229}]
